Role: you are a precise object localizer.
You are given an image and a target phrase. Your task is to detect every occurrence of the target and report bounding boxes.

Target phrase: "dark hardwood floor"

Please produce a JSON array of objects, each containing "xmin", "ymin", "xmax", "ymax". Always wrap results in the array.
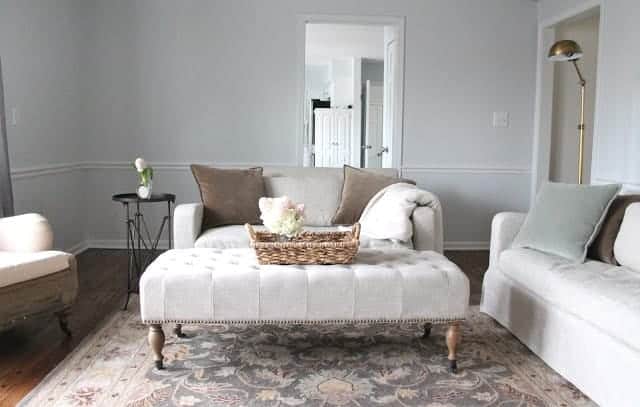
[{"xmin": 0, "ymin": 249, "xmax": 487, "ymax": 406}]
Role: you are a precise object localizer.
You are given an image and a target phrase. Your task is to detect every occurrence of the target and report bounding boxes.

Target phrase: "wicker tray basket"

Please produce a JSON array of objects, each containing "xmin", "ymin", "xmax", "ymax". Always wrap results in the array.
[{"xmin": 245, "ymin": 223, "xmax": 360, "ymax": 265}]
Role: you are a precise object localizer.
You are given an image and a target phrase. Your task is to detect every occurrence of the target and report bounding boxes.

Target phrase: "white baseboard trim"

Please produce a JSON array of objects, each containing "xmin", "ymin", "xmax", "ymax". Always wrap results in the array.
[
  {"xmin": 66, "ymin": 240, "xmax": 90, "ymax": 255},
  {"xmin": 85, "ymin": 239, "xmax": 171, "ymax": 250},
  {"xmin": 73, "ymin": 239, "xmax": 488, "ymax": 252},
  {"xmin": 444, "ymin": 241, "xmax": 489, "ymax": 251}
]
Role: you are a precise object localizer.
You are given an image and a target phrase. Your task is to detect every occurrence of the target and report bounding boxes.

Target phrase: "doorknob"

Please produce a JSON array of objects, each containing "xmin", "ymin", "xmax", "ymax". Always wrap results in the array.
[
  {"xmin": 361, "ymin": 145, "xmax": 372, "ymax": 150},
  {"xmin": 376, "ymin": 146, "xmax": 389, "ymax": 157}
]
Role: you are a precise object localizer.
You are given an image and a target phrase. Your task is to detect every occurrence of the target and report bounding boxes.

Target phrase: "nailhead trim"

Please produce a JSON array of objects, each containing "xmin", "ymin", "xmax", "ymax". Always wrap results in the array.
[{"xmin": 142, "ymin": 316, "xmax": 465, "ymax": 325}]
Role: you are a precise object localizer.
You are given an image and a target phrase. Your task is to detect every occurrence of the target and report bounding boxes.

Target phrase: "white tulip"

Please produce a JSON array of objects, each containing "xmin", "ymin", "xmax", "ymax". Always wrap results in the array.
[{"xmin": 134, "ymin": 157, "xmax": 147, "ymax": 172}]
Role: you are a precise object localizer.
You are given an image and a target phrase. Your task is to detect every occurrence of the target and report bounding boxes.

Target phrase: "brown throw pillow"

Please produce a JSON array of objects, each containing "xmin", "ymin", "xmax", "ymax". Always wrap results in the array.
[
  {"xmin": 190, "ymin": 165, "xmax": 265, "ymax": 229},
  {"xmin": 331, "ymin": 165, "xmax": 415, "ymax": 225},
  {"xmin": 588, "ymin": 194, "xmax": 640, "ymax": 264}
]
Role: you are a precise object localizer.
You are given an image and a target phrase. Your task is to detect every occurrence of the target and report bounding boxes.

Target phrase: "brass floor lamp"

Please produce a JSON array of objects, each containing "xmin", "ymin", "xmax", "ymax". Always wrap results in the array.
[{"xmin": 548, "ymin": 40, "xmax": 586, "ymax": 184}]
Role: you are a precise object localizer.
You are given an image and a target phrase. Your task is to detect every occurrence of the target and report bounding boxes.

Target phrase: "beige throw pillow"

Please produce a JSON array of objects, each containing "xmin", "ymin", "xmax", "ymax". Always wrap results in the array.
[
  {"xmin": 331, "ymin": 165, "xmax": 415, "ymax": 225},
  {"xmin": 190, "ymin": 165, "xmax": 265, "ymax": 229}
]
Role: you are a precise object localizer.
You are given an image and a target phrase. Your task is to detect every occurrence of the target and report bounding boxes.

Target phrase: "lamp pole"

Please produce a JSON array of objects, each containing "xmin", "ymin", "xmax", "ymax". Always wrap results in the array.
[
  {"xmin": 572, "ymin": 60, "xmax": 586, "ymax": 185},
  {"xmin": 548, "ymin": 40, "xmax": 586, "ymax": 185}
]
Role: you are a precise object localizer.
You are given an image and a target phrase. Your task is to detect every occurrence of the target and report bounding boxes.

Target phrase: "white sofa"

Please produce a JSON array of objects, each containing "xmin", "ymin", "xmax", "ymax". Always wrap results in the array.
[
  {"xmin": 174, "ymin": 167, "xmax": 443, "ymax": 252},
  {"xmin": 481, "ymin": 212, "xmax": 640, "ymax": 407}
]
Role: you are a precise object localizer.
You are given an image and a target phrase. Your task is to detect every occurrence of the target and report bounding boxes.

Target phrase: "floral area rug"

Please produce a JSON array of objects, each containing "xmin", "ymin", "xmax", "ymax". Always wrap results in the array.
[{"xmin": 20, "ymin": 302, "xmax": 595, "ymax": 407}]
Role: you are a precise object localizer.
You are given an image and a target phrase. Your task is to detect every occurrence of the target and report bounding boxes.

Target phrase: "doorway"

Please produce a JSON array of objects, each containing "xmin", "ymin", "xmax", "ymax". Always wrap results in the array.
[
  {"xmin": 299, "ymin": 16, "xmax": 405, "ymax": 169},
  {"xmin": 549, "ymin": 11, "xmax": 600, "ymax": 184}
]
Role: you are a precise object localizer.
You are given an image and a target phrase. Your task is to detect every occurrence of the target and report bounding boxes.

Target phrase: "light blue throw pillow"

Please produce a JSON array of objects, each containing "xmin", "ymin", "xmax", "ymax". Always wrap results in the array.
[{"xmin": 512, "ymin": 182, "xmax": 621, "ymax": 262}]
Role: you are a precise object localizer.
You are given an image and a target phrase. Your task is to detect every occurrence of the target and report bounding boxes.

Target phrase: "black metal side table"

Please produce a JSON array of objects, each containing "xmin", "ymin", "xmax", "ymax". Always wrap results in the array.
[{"xmin": 112, "ymin": 193, "xmax": 176, "ymax": 310}]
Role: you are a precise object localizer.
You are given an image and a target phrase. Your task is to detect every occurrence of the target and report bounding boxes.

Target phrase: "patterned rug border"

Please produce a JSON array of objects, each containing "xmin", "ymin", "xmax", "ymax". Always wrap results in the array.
[
  {"xmin": 17, "ymin": 304, "xmax": 125, "ymax": 407},
  {"xmin": 18, "ymin": 301, "xmax": 595, "ymax": 407}
]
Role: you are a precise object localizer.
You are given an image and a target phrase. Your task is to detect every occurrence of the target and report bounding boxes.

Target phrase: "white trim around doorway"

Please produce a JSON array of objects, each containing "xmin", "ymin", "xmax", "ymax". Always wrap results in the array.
[{"xmin": 296, "ymin": 14, "xmax": 406, "ymax": 171}]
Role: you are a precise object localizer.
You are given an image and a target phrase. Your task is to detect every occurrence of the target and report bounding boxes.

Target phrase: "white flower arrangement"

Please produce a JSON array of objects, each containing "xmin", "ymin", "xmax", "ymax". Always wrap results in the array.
[
  {"xmin": 133, "ymin": 157, "xmax": 154, "ymax": 199},
  {"xmin": 133, "ymin": 157, "xmax": 153, "ymax": 185},
  {"xmin": 258, "ymin": 196, "xmax": 305, "ymax": 238}
]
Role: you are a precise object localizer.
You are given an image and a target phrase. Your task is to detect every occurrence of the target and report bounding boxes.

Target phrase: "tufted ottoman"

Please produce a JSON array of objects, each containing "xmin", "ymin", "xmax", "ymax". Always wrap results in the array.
[{"xmin": 140, "ymin": 248, "xmax": 469, "ymax": 372}]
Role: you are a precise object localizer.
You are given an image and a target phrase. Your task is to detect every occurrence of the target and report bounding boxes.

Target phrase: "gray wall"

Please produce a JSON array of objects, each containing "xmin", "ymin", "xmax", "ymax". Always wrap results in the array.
[
  {"xmin": 0, "ymin": 0, "xmax": 91, "ymax": 250},
  {"xmin": 362, "ymin": 59, "xmax": 384, "ymax": 83},
  {"xmin": 305, "ymin": 64, "xmax": 330, "ymax": 100},
  {"xmin": 2, "ymin": 0, "xmax": 539, "ymax": 250}
]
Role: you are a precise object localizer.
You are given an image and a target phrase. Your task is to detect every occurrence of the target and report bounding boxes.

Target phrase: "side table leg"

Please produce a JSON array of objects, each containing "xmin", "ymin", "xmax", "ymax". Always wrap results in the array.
[
  {"xmin": 446, "ymin": 323, "xmax": 460, "ymax": 373},
  {"xmin": 148, "ymin": 324, "xmax": 165, "ymax": 370}
]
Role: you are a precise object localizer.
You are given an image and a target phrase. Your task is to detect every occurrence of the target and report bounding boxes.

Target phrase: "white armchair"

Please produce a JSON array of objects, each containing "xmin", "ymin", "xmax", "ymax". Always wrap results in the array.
[{"xmin": 0, "ymin": 214, "xmax": 78, "ymax": 335}]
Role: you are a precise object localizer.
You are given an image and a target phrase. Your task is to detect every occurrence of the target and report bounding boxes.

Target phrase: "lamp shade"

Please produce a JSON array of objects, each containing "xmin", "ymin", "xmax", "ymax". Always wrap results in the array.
[{"xmin": 548, "ymin": 40, "xmax": 583, "ymax": 62}]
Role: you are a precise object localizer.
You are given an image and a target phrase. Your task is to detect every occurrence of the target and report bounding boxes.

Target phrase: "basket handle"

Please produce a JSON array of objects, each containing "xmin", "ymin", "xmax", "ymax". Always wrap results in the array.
[
  {"xmin": 352, "ymin": 222, "xmax": 361, "ymax": 240},
  {"xmin": 245, "ymin": 223, "xmax": 257, "ymax": 242}
]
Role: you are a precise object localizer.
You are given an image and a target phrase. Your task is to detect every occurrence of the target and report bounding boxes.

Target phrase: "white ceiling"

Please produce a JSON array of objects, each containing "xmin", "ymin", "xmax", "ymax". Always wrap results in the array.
[{"xmin": 305, "ymin": 23, "xmax": 384, "ymax": 66}]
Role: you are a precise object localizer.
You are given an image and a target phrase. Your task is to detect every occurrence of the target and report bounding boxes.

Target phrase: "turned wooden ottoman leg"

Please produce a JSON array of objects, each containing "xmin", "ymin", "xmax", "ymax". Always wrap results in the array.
[
  {"xmin": 148, "ymin": 324, "xmax": 165, "ymax": 370},
  {"xmin": 446, "ymin": 323, "xmax": 460, "ymax": 373},
  {"xmin": 422, "ymin": 323, "xmax": 432, "ymax": 338},
  {"xmin": 173, "ymin": 323, "xmax": 186, "ymax": 338},
  {"xmin": 55, "ymin": 309, "xmax": 72, "ymax": 337}
]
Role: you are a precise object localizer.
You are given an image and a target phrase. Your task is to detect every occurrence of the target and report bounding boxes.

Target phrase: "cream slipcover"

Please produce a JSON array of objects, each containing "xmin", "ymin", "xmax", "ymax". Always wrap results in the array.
[
  {"xmin": 481, "ymin": 212, "xmax": 640, "ymax": 407},
  {"xmin": 140, "ymin": 248, "xmax": 469, "ymax": 324},
  {"xmin": 0, "ymin": 251, "xmax": 70, "ymax": 288}
]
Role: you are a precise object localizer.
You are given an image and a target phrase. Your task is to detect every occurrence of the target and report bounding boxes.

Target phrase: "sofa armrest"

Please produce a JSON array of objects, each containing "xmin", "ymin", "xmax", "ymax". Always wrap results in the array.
[
  {"xmin": 0, "ymin": 214, "xmax": 54, "ymax": 252},
  {"xmin": 173, "ymin": 203, "xmax": 204, "ymax": 249},
  {"xmin": 412, "ymin": 197, "xmax": 444, "ymax": 253},
  {"xmin": 489, "ymin": 212, "xmax": 526, "ymax": 268}
]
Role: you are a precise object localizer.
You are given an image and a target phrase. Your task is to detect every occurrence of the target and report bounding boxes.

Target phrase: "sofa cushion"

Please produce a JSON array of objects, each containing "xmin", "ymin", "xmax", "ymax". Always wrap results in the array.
[
  {"xmin": 0, "ymin": 251, "xmax": 70, "ymax": 288},
  {"xmin": 264, "ymin": 175, "xmax": 342, "ymax": 226},
  {"xmin": 614, "ymin": 203, "xmax": 640, "ymax": 273},
  {"xmin": 588, "ymin": 194, "xmax": 640, "ymax": 264},
  {"xmin": 191, "ymin": 165, "xmax": 265, "ymax": 229},
  {"xmin": 499, "ymin": 248, "xmax": 640, "ymax": 352},
  {"xmin": 332, "ymin": 165, "xmax": 414, "ymax": 225},
  {"xmin": 195, "ymin": 225, "xmax": 413, "ymax": 250},
  {"xmin": 511, "ymin": 182, "xmax": 620, "ymax": 262}
]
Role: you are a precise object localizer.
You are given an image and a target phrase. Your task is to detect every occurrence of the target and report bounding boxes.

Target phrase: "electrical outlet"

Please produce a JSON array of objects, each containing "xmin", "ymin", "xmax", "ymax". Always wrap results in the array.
[{"xmin": 493, "ymin": 111, "xmax": 509, "ymax": 128}]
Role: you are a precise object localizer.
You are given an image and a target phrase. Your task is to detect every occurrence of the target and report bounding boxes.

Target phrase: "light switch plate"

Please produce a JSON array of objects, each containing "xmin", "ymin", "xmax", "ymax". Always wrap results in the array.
[
  {"xmin": 9, "ymin": 108, "xmax": 18, "ymax": 126},
  {"xmin": 493, "ymin": 111, "xmax": 509, "ymax": 128}
]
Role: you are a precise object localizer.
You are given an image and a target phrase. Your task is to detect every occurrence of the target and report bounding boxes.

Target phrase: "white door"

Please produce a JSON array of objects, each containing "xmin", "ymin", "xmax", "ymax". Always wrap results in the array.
[
  {"xmin": 364, "ymin": 80, "xmax": 384, "ymax": 168},
  {"xmin": 314, "ymin": 108, "xmax": 353, "ymax": 167},
  {"xmin": 382, "ymin": 26, "xmax": 400, "ymax": 168}
]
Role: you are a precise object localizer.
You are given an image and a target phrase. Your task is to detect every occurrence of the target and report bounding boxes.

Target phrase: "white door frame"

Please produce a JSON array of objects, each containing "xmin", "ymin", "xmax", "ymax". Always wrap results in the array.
[
  {"xmin": 365, "ymin": 80, "xmax": 384, "ymax": 167},
  {"xmin": 296, "ymin": 14, "xmax": 406, "ymax": 170},
  {"xmin": 530, "ymin": 0, "xmax": 603, "ymax": 203}
]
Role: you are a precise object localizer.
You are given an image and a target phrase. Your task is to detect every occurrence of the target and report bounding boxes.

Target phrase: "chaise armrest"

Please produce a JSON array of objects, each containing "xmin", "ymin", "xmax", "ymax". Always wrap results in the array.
[
  {"xmin": 0, "ymin": 213, "xmax": 54, "ymax": 252},
  {"xmin": 173, "ymin": 203, "xmax": 204, "ymax": 249},
  {"xmin": 412, "ymin": 198, "xmax": 444, "ymax": 253},
  {"xmin": 489, "ymin": 212, "xmax": 526, "ymax": 268}
]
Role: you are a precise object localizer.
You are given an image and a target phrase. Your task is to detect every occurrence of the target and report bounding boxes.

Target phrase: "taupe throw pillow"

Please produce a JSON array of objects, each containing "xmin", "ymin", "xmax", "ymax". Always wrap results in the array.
[
  {"xmin": 331, "ymin": 165, "xmax": 415, "ymax": 225},
  {"xmin": 190, "ymin": 165, "xmax": 265, "ymax": 229},
  {"xmin": 588, "ymin": 194, "xmax": 640, "ymax": 264}
]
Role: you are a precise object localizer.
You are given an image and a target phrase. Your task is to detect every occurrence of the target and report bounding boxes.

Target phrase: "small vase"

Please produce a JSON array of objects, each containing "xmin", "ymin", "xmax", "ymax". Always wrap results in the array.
[{"xmin": 137, "ymin": 181, "xmax": 152, "ymax": 199}]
